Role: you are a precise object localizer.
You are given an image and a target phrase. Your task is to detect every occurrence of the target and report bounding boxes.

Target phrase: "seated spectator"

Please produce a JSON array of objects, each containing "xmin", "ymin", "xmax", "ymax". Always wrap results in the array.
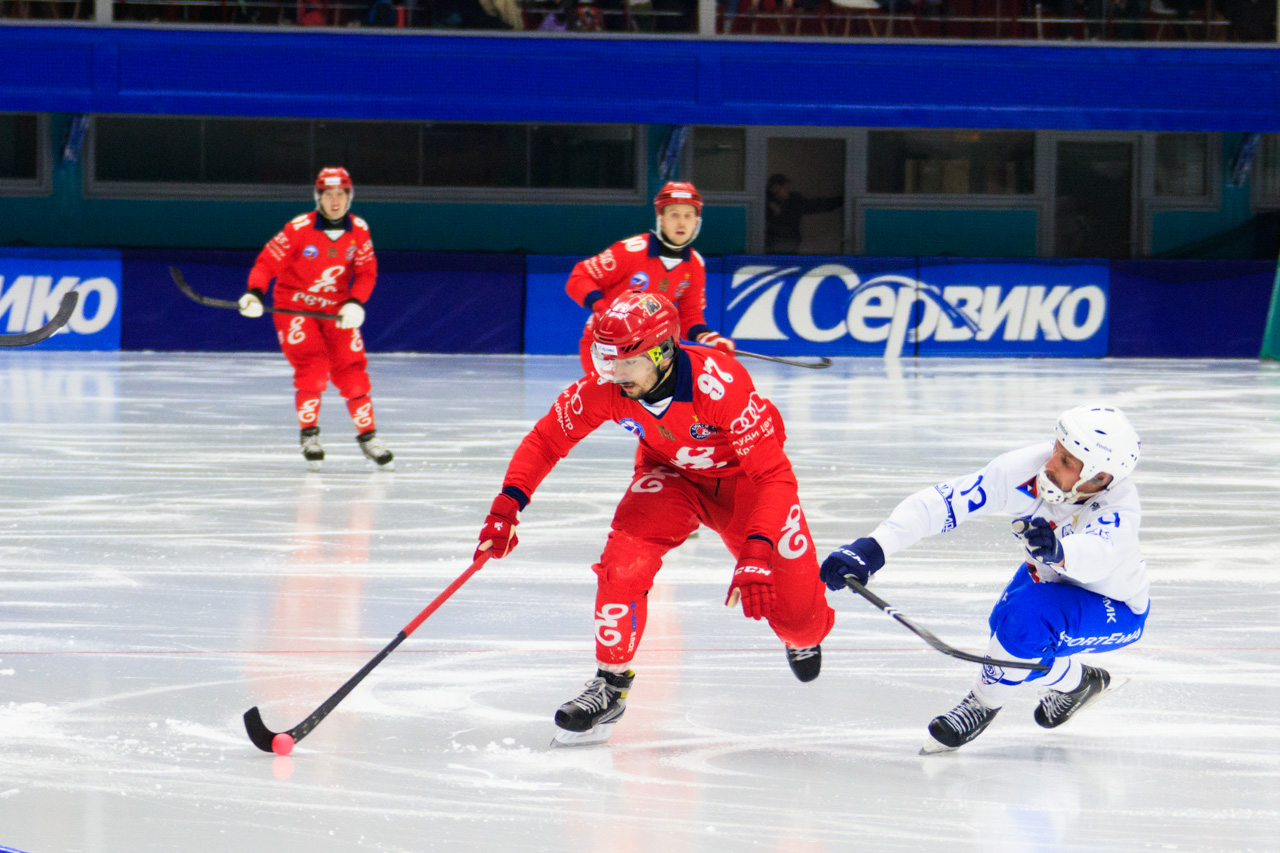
[
  {"xmin": 298, "ymin": 0, "xmax": 329, "ymax": 25},
  {"xmin": 1110, "ymin": 0, "xmax": 1145, "ymax": 39}
]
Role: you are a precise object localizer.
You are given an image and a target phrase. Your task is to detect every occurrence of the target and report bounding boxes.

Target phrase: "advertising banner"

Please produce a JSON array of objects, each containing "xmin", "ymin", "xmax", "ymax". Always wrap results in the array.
[
  {"xmin": 722, "ymin": 257, "xmax": 1110, "ymax": 358},
  {"xmin": 121, "ymin": 250, "xmax": 526, "ymax": 353},
  {"xmin": 0, "ymin": 249, "xmax": 123, "ymax": 351},
  {"xmin": 1109, "ymin": 260, "xmax": 1273, "ymax": 358}
]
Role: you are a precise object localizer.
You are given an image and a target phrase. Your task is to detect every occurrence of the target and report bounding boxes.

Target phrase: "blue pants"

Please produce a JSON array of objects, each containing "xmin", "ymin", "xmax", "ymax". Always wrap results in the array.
[{"xmin": 988, "ymin": 564, "xmax": 1149, "ymax": 683}]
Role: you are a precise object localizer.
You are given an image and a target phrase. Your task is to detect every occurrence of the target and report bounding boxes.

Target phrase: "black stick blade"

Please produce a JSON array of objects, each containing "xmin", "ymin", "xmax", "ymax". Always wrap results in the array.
[
  {"xmin": 0, "ymin": 291, "xmax": 78, "ymax": 347},
  {"xmin": 243, "ymin": 706, "xmax": 281, "ymax": 753}
]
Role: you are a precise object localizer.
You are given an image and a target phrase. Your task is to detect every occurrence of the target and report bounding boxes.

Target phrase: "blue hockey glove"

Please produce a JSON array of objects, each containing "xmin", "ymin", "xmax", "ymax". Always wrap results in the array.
[
  {"xmin": 819, "ymin": 537, "xmax": 885, "ymax": 591},
  {"xmin": 1013, "ymin": 516, "xmax": 1064, "ymax": 565}
]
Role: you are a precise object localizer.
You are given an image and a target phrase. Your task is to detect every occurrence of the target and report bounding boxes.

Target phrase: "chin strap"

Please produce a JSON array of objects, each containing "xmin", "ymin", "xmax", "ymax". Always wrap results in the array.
[{"xmin": 1036, "ymin": 469, "xmax": 1112, "ymax": 505}]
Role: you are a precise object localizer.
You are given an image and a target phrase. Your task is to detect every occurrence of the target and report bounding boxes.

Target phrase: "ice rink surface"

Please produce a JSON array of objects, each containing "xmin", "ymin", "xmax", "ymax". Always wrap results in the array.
[{"xmin": 0, "ymin": 351, "xmax": 1277, "ymax": 853}]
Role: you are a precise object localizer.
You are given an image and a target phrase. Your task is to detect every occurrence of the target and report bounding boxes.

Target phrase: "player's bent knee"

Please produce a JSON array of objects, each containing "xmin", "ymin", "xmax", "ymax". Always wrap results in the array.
[
  {"xmin": 594, "ymin": 532, "xmax": 663, "ymax": 592},
  {"xmin": 990, "ymin": 585, "xmax": 1067, "ymax": 660}
]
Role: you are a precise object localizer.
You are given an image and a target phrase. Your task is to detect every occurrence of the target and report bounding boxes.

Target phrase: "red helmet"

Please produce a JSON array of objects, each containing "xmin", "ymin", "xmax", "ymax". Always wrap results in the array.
[
  {"xmin": 653, "ymin": 181, "xmax": 702, "ymax": 216},
  {"xmin": 315, "ymin": 167, "xmax": 353, "ymax": 193},
  {"xmin": 593, "ymin": 292, "xmax": 680, "ymax": 365},
  {"xmin": 314, "ymin": 167, "xmax": 354, "ymax": 216}
]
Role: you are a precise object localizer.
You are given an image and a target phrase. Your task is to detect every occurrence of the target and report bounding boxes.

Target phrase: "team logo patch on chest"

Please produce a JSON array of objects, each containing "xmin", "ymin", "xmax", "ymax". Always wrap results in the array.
[
  {"xmin": 302, "ymin": 245, "xmax": 319, "ymax": 259},
  {"xmin": 658, "ymin": 425, "xmax": 676, "ymax": 441},
  {"xmin": 630, "ymin": 272, "xmax": 650, "ymax": 290},
  {"xmin": 346, "ymin": 245, "xmax": 357, "ymax": 260},
  {"xmin": 689, "ymin": 423, "xmax": 718, "ymax": 440},
  {"xmin": 618, "ymin": 418, "xmax": 645, "ymax": 438},
  {"xmin": 327, "ymin": 246, "xmax": 338, "ymax": 258}
]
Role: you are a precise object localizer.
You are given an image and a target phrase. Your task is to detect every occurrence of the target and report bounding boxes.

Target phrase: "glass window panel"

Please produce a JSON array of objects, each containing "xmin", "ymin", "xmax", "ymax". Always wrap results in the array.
[
  {"xmin": 530, "ymin": 125, "xmax": 635, "ymax": 190},
  {"xmin": 204, "ymin": 119, "xmax": 310, "ymax": 184},
  {"xmin": 315, "ymin": 121, "xmax": 421, "ymax": 186},
  {"xmin": 1055, "ymin": 141, "xmax": 1133, "ymax": 259},
  {"xmin": 691, "ymin": 127, "xmax": 745, "ymax": 192},
  {"xmin": 1155, "ymin": 133, "xmax": 1208, "ymax": 197},
  {"xmin": 868, "ymin": 130, "xmax": 1035, "ymax": 195},
  {"xmin": 765, "ymin": 137, "xmax": 845, "ymax": 255},
  {"xmin": 422, "ymin": 123, "xmax": 527, "ymax": 188},
  {"xmin": 1256, "ymin": 135, "xmax": 1280, "ymax": 199},
  {"xmin": 0, "ymin": 114, "xmax": 38, "ymax": 180},
  {"xmin": 95, "ymin": 116, "xmax": 200, "ymax": 183}
]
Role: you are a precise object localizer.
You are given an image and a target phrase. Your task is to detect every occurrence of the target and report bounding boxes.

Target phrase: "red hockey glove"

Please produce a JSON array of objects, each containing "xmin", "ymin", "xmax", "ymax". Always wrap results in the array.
[
  {"xmin": 696, "ymin": 330, "xmax": 736, "ymax": 354},
  {"xmin": 725, "ymin": 538, "xmax": 776, "ymax": 620},
  {"xmin": 475, "ymin": 493, "xmax": 520, "ymax": 560}
]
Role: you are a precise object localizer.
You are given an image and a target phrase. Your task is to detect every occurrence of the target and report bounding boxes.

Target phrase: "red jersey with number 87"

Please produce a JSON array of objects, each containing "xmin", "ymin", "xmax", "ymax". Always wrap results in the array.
[{"xmin": 502, "ymin": 347, "xmax": 800, "ymax": 546}]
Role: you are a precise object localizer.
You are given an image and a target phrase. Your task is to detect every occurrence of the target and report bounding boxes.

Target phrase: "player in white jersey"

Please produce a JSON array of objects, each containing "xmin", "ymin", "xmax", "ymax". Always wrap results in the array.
[{"xmin": 820, "ymin": 404, "xmax": 1147, "ymax": 753}]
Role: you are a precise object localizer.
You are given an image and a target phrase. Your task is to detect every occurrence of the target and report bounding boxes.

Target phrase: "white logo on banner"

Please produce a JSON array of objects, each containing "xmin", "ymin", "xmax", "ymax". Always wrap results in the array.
[
  {"xmin": 728, "ymin": 264, "xmax": 1105, "ymax": 358},
  {"xmin": 0, "ymin": 275, "xmax": 119, "ymax": 335}
]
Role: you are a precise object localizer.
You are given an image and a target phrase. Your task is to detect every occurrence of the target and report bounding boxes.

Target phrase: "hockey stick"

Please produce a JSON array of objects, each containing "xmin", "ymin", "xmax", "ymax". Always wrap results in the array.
[
  {"xmin": 243, "ymin": 553, "xmax": 491, "ymax": 753},
  {"xmin": 169, "ymin": 266, "xmax": 337, "ymax": 322},
  {"xmin": 844, "ymin": 577, "xmax": 1050, "ymax": 671},
  {"xmin": 735, "ymin": 350, "xmax": 833, "ymax": 369},
  {"xmin": 0, "ymin": 291, "xmax": 78, "ymax": 347}
]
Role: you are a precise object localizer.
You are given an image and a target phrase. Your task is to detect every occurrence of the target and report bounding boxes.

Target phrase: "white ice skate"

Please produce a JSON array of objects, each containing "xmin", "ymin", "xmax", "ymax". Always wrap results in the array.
[
  {"xmin": 300, "ymin": 427, "xmax": 324, "ymax": 472},
  {"xmin": 357, "ymin": 431, "xmax": 395, "ymax": 471}
]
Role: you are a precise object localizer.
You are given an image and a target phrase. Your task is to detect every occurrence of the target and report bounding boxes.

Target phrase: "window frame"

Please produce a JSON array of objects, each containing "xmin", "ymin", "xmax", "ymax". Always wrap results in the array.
[
  {"xmin": 84, "ymin": 115, "xmax": 647, "ymax": 206},
  {"xmin": 864, "ymin": 128, "xmax": 1038, "ymax": 198},
  {"xmin": 1144, "ymin": 132, "xmax": 1220, "ymax": 210},
  {"xmin": 0, "ymin": 113, "xmax": 51, "ymax": 197}
]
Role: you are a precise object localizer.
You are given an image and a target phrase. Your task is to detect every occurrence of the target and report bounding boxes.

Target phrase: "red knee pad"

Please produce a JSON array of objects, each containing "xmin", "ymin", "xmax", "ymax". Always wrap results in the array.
[{"xmin": 591, "ymin": 531, "xmax": 664, "ymax": 666}]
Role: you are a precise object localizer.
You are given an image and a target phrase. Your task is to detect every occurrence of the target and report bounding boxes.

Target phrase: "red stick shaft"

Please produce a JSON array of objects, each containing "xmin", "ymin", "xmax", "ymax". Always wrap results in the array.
[{"xmin": 403, "ymin": 554, "xmax": 489, "ymax": 637}]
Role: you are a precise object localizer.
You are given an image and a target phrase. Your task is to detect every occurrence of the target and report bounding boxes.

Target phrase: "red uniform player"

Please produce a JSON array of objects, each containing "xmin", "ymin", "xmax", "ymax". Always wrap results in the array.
[
  {"xmin": 565, "ymin": 181, "xmax": 735, "ymax": 374},
  {"xmin": 239, "ymin": 167, "xmax": 394, "ymax": 471},
  {"xmin": 476, "ymin": 291, "xmax": 835, "ymax": 746}
]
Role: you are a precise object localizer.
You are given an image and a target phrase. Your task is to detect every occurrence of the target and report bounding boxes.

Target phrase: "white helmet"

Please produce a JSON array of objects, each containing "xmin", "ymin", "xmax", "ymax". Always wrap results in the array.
[{"xmin": 1037, "ymin": 404, "xmax": 1140, "ymax": 504}]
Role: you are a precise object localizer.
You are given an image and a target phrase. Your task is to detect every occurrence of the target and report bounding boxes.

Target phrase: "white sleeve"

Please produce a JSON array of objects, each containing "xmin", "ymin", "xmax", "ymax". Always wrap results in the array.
[
  {"xmin": 1058, "ymin": 505, "xmax": 1141, "ymax": 585},
  {"xmin": 869, "ymin": 444, "xmax": 1049, "ymax": 556}
]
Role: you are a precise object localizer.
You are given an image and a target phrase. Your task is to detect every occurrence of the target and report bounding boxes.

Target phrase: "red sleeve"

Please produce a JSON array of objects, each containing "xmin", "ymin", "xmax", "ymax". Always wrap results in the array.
[
  {"xmin": 676, "ymin": 252, "xmax": 710, "ymax": 336},
  {"xmin": 348, "ymin": 223, "xmax": 377, "ymax": 304},
  {"xmin": 696, "ymin": 353, "xmax": 798, "ymax": 546},
  {"xmin": 501, "ymin": 377, "xmax": 612, "ymax": 501},
  {"xmin": 247, "ymin": 226, "xmax": 292, "ymax": 295},
  {"xmin": 565, "ymin": 239, "xmax": 628, "ymax": 309}
]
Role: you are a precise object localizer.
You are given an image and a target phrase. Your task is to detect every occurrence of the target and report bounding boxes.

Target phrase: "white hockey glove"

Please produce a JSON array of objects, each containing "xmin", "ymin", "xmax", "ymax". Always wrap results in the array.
[
  {"xmin": 337, "ymin": 300, "xmax": 366, "ymax": 330},
  {"xmin": 238, "ymin": 291, "xmax": 264, "ymax": 318}
]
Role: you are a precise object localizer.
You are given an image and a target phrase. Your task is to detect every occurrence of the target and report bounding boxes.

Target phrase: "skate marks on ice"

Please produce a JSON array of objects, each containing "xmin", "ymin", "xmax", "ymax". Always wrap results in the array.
[{"xmin": 0, "ymin": 354, "xmax": 1279, "ymax": 851}]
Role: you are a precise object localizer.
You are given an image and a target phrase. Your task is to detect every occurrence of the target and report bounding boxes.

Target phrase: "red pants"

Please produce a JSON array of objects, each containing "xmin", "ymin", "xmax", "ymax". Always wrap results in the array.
[
  {"xmin": 275, "ymin": 312, "xmax": 375, "ymax": 433},
  {"xmin": 592, "ymin": 459, "xmax": 835, "ymax": 667}
]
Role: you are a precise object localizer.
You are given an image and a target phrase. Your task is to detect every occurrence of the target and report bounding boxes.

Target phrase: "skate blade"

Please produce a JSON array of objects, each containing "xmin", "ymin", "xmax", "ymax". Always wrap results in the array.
[
  {"xmin": 306, "ymin": 460, "xmax": 323, "ymax": 472},
  {"xmin": 1071, "ymin": 674, "xmax": 1130, "ymax": 719},
  {"xmin": 919, "ymin": 734, "xmax": 958, "ymax": 756},
  {"xmin": 550, "ymin": 722, "xmax": 616, "ymax": 748}
]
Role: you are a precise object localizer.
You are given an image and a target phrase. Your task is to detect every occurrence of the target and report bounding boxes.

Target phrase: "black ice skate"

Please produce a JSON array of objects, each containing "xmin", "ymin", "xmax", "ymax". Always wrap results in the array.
[
  {"xmin": 300, "ymin": 427, "xmax": 324, "ymax": 471},
  {"xmin": 1034, "ymin": 664, "xmax": 1123, "ymax": 729},
  {"xmin": 785, "ymin": 645, "xmax": 822, "ymax": 682},
  {"xmin": 921, "ymin": 691, "xmax": 1000, "ymax": 754},
  {"xmin": 551, "ymin": 668, "xmax": 634, "ymax": 748},
  {"xmin": 357, "ymin": 430, "xmax": 395, "ymax": 470}
]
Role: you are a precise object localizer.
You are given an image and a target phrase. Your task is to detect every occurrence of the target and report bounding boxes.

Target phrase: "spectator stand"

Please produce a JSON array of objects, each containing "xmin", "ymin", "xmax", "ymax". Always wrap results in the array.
[{"xmin": 1, "ymin": 0, "xmax": 90, "ymax": 17}]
